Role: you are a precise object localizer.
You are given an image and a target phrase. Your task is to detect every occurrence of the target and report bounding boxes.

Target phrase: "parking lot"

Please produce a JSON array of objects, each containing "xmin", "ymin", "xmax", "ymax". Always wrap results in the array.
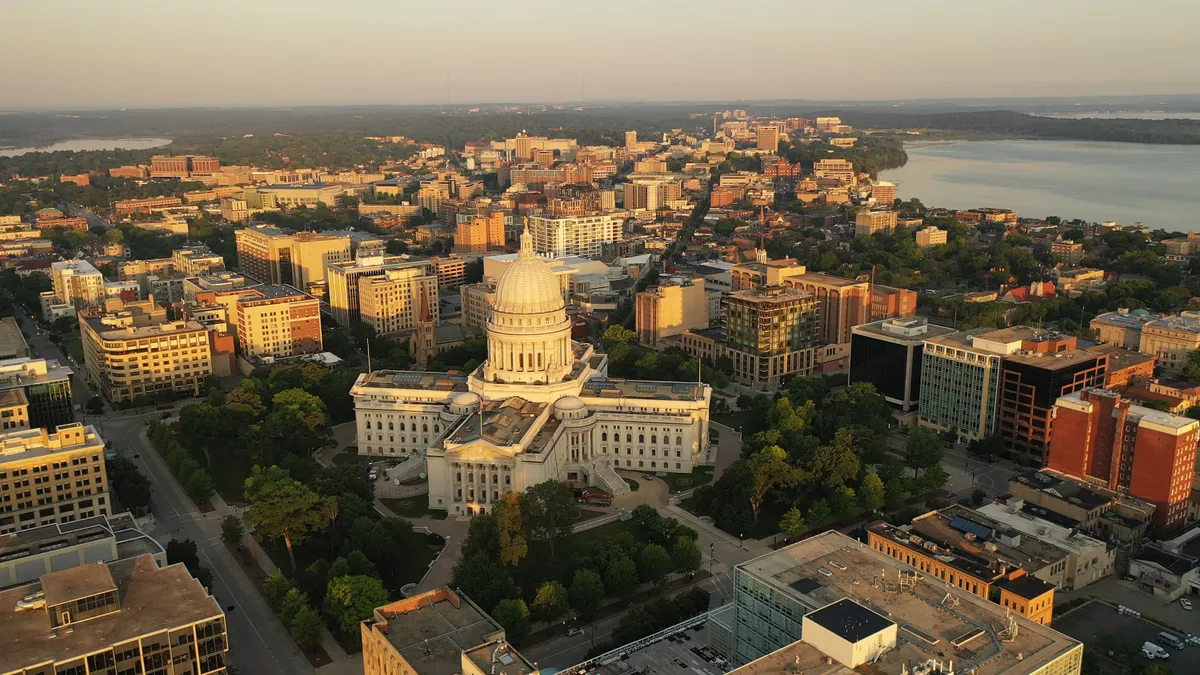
[
  {"xmin": 596, "ymin": 623, "xmax": 726, "ymax": 675},
  {"xmin": 1054, "ymin": 601, "xmax": 1195, "ymax": 671}
]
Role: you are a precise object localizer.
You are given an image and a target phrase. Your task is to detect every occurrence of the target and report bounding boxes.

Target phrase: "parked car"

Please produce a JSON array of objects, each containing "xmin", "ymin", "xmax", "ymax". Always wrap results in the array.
[
  {"xmin": 1180, "ymin": 598, "xmax": 1192, "ymax": 611},
  {"xmin": 642, "ymin": 474, "xmax": 656, "ymax": 480},
  {"xmin": 566, "ymin": 627, "xmax": 584, "ymax": 637}
]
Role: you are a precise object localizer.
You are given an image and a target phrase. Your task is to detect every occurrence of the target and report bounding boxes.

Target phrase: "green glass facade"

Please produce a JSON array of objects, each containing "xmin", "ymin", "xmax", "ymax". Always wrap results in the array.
[
  {"xmin": 918, "ymin": 343, "xmax": 1001, "ymax": 440},
  {"xmin": 25, "ymin": 378, "xmax": 74, "ymax": 429}
]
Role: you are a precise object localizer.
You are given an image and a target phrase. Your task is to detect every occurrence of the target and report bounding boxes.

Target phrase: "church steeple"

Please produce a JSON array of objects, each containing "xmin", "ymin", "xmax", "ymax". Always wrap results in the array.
[{"xmin": 518, "ymin": 217, "xmax": 535, "ymax": 259}]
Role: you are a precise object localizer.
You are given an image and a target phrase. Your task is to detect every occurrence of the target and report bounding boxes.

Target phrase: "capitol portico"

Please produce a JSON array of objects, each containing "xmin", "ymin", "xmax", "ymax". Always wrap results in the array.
[{"xmin": 351, "ymin": 224, "xmax": 712, "ymax": 515}]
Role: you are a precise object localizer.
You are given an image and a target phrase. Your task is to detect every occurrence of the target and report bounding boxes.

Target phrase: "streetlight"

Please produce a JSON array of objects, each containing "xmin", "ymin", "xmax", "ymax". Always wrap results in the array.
[
  {"xmin": 709, "ymin": 543, "xmax": 715, "ymax": 574},
  {"xmin": 739, "ymin": 534, "xmax": 745, "ymax": 550}
]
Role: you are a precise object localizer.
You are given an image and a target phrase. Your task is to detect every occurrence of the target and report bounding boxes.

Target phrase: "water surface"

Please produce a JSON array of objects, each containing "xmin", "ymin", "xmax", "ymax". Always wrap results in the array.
[{"xmin": 0, "ymin": 137, "xmax": 171, "ymax": 157}]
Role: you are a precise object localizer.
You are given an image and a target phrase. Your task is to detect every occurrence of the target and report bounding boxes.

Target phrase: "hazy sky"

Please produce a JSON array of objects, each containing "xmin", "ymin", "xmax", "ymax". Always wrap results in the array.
[{"xmin": 4, "ymin": 0, "xmax": 1199, "ymax": 109}]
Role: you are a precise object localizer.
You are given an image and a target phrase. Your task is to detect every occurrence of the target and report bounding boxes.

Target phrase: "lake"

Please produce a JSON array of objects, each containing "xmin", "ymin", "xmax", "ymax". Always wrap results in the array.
[
  {"xmin": 880, "ymin": 140, "xmax": 1200, "ymax": 232},
  {"xmin": 0, "ymin": 137, "xmax": 171, "ymax": 157}
]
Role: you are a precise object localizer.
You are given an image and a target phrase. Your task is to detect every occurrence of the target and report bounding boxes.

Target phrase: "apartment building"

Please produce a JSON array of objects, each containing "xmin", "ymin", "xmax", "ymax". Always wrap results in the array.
[
  {"xmin": 918, "ymin": 329, "xmax": 1007, "ymax": 441},
  {"xmin": 0, "ymin": 555, "xmax": 228, "ymax": 675},
  {"xmin": 635, "ymin": 276, "xmax": 709, "ymax": 346},
  {"xmin": 1049, "ymin": 388, "xmax": 1200, "ymax": 532},
  {"xmin": 362, "ymin": 587, "xmax": 535, "ymax": 675},
  {"xmin": 869, "ymin": 284, "xmax": 916, "ymax": 320},
  {"xmin": 784, "ymin": 273, "xmax": 870, "ymax": 344},
  {"xmin": 235, "ymin": 285, "xmax": 322, "ymax": 360},
  {"xmin": 235, "ymin": 226, "xmax": 351, "ymax": 288},
  {"xmin": 812, "ymin": 158, "xmax": 855, "ymax": 183},
  {"xmin": 871, "ymin": 179, "xmax": 896, "ymax": 205},
  {"xmin": 358, "ymin": 264, "xmax": 440, "ymax": 336},
  {"xmin": 460, "ymin": 283, "xmax": 496, "ymax": 336},
  {"xmin": 719, "ymin": 531, "xmax": 1082, "ymax": 674},
  {"xmin": 854, "ymin": 210, "xmax": 898, "ymax": 237},
  {"xmin": 50, "ymin": 259, "xmax": 104, "ymax": 309},
  {"xmin": 0, "ymin": 423, "xmax": 108, "ymax": 535},
  {"xmin": 868, "ymin": 506, "xmax": 1061, "ymax": 625},
  {"xmin": 850, "ymin": 317, "xmax": 958, "ymax": 413},
  {"xmin": 723, "ymin": 285, "xmax": 818, "ymax": 389},
  {"xmin": 527, "ymin": 213, "xmax": 623, "ymax": 258},
  {"xmin": 431, "ymin": 255, "xmax": 468, "ymax": 289},
  {"xmin": 0, "ymin": 357, "xmax": 74, "ymax": 430},
  {"xmin": 328, "ymin": 256, "xmax": 428, "ymax": 326},
  {"xmin": 1051, "ymin": 240, "xmax": 1085, "ymax": 264},
  {"xmin": 754, "ymin": 125, "xmax": 780, "ymax": 153},
  {"xmin": 730, "ymin": 254, "xmax": 807, "ymax": 291},
  {"xmin": 915, "ymin": 225, "xmax": 947, "ymax": 248},
  {"xmin": 80, "ymin": 300, "xmax": 213, "ymax": 403},
  {"xmin": 997, "ymin": 335, "xmax": 1108, "ymax": 465},
  {"xmin": 454, "ymin": 211, "xmax": 506, "ymax": 253}
]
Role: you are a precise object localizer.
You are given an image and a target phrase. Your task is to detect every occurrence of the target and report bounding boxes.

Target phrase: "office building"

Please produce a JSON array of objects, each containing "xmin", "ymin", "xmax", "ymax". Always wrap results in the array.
[
  {"xmin": 0, "ymin": 317, "xmax": 29, "ymax": 360},
  {"xmin": 722, "ymin": 530, "xmax": 1082, "ymax": 674},
  {"xmin": 724, "ymin": 286, "xmax": 818, "ymax": 389},
  {"xmin": 113, "ymin": 196, "xmax": 184, "ymax": 215},
  {"xmin": 1007, "ymin": 469, "xmax": 1155, "ymax": 546},
  {"xmin": 432, "ymin": 255, "xmax": 468, "ymax": 289},
  {"xmin": 361, "ymin": 587, "xmax": 537, "ymax": 675},
  {"xmin": 1138, "ymin": 312, "xmax": 1200, "ymax": 374},
  {"xmin": 918, "ymin": 329, "xmax": 1007, "ymax": 441},
  {"xmin": 235, "ymin": 285, "xmax": 322, "ymax": 360},
  {"xmin": 80, "ymin": 300, "xmax": 213, "ymax": 403},
  {"xmin": 527, "ymin": 213, "xmax": 623, "ymax": 258},
  {"xmin": 623, "ymin": 178, "xmax": 682, "ymax": 212},
  {"xmin": 358, "ymin": 263, "xmax": 440, "ymax": 336},
  {"xmin": 977, "ymin": 500, "xmax": 1116, "ymax": 590},
  {"xmin": 636, "ymin": 276, "xmax": 709, "ymax": 347},
  {"xmin": 868, "ymin": 505, "xmax": 1063, "ymax": 624},
  {"xmin": 0, "ymin": 513, "xmax": 165, "ymax": 588},
  {"xmin": 730, "ymin": 253, "xmax": 806, "ymax": 291},
  {"xmin": 850, "ymin": 317, "xmax": 957, "ymax": 413},
  {"xmin": 854, "ymin": 210, "xmax": 898, "ymax": 237},
  {"xmin": 815, "ymin": 116, "xmax": 842, "ymax": 132},
  {"xmin": 1049, "ymin": 388, "xmax": 1200, "ymax": 532},
  {"xmin": 997, "ymin": 334, "xmax": 1108, "ymax": 464},
  {"xmin": 871, "ymin": 180, "xmax": 895, "ymax": 205},
  {"xmin": 327, "ymin": 256, "xmax": 427, "ymax": 326},
  {"xmin": 812, "ymin": 158, "xmax": 854, "ymax": 183},
  {"xmin": 50, "ymin": 259, "xmax": 104, "ymax": 310},
  {"xmin": 754, "ymin": 126, "xmax": 780, "ymax": 153},
  {"xmin": 0, "ymin": 555, "xmax": 228, "ymax": 675},
  {"xmin": 235, "ymin": 226, "xmax": 351, "ymax": 289},
  {"xmin": 784, "ymin": 273, "xmax": 870, "ymax": 345},
  {"xmin": 869, "ymin": 284, "xmax": 916, "ymax": 320},
  {"xmin": 454, "ymin": 211, "xmax": 506, "ymax": 253},
  {"xmin": 351, "ymin": 230, "xmax": 710, "ymax": 513},
  {"xmin": 0, "ymin": 357, "xmax": 74, "ymax": 430},
  {"xmin": 247, "ymin": 183, "xmax": 346, "ymax": 209},
  {"xmin": 1090, "ymin": 308, "xmax": 1155, "ymax": 349},
  {"xmin": 915, "ymin": 226, "xmax": 947, "ymax": 248},
  {"xmin": 460, "ymin": 283, "xmax": 496, "ymax": 336},
  {"xmin": 149, "ymin": 154, "xmax": 220, "ymax": 178},
  {"xmin": 0, "ymin": 423, "xmax": 109, "ymax": 535}
]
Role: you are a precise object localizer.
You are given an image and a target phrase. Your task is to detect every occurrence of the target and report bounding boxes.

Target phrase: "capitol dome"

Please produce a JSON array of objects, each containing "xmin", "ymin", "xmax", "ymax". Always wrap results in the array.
[{"xmin": 493, "ymin": 228, "xmax": 563, "ymax": 315}]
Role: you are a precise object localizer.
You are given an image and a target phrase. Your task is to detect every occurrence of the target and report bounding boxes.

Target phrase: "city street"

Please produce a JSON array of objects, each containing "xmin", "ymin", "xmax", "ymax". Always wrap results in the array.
[{"xmin": 25, "ymin": 313, "xmax": 313, "ymax": 675}]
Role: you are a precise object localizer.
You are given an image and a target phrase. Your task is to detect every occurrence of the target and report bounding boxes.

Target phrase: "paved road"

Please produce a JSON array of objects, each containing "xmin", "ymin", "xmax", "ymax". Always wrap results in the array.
[{"xmin": 25, "ymin": 312, "xmax": 314, "ymax": 674}]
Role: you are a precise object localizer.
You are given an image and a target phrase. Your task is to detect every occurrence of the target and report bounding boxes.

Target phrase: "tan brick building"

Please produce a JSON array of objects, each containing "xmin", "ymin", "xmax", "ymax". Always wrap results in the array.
[
  {"xmin": 0, "ymin": 423, "xmax": 108, "ymax": 535},
  {"xmin": 235, "ymin": 285, "xmax": 322, "ymax": 359}
]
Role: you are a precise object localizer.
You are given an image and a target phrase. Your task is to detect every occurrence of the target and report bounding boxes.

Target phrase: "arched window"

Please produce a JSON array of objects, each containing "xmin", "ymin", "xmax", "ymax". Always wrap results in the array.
[
  {"xmin": 676, "ymin": 435, "xmax": 683, "ymax": 446},
  {"xmin": 388, "ymin": 422, "xmax": 394, "ymax": 431},
  {"xmin": 638, "ymin": 434, "xmax": 644, "ymax": 443},
  {"xmin": 456, "ymin": 472, "xmax": 462, "ymax": 482},
  {"xmin": 651, "ymin": 435, "xmax": 657, "ymax": 444},
  {"xmin": 375, "ymin": 421, "xmax": 382, "ymax": 430},
  {"xmin": 400, "ymin": 422, "xmax": 406, "ymax": 431},
  {"xmin": 434, "ymin": 425, "xmax": 440, "ymax": 433},
  {"xmin": 626, "ymin": 433, "xmax": 632, "ymax": 443},
  {"xmin": 493, "ymin": 474, "xmax": 499, "ymax": 484},
  {"xmin": 467, "ymin": 472, "xmax": 474, "ymax": 482},
  {"xmin": 602, "ymin": 432, "xmax": 608, "ymax": 441},
  {"xmin": 423, "ymin": 424, "xmax": 429, "ymax": 432}
]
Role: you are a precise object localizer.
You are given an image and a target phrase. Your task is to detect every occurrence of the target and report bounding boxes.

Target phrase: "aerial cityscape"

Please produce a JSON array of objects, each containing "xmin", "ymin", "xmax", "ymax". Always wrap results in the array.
[{"xmin": 2, "ymin": 3, "xmax": 1200, "ymax": 675}]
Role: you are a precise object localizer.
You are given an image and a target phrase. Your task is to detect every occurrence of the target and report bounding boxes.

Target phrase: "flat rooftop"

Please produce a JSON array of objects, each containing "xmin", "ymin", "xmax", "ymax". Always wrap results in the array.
[
  {"xmin": 728, "ymin": 285, "xmax": 814, "ymax": 304},
  {"xmin": 0, "ymin": 317, "xmax": 28, "ymax": 357},
  {"xmin": 1003, "ymin": 348, "xmax": 1103, "ymax": 371},
  {"xmin": 580, "ymin": 378, "xmax": 706, "ymax": 402},
  {"xmin": 368, "ymin": 590, "xmax": 506, "ymax": 675},
  {"xmin": 448, "ymin": 397, "xmax": 544, "ymax": 448},
  {"xmin": 790, "ymin": 272, "xmax": 865, "ymax": 288},
  {"xmin": 734, "ymin": 531, "xmax": 1081, "ymax": 675},
  {"xmin": 852, "ymin": 318, "xmax": 958, "ymax": 343},
  {"xmin": 0, "ymin": 556, "xmax": 222, "ymax": 672},
  {"xmin": 83, "ymin": 315, "xmax": 206, "ymax": 340},
  {"xmin": 1091, "ymin": 309, "xmax": 1157, "ymax": 329},
  {"xmin": 355, "ymin": 370, "xmax": 469, "ymax": 393},
  {"xmin": 244, "ymin": 284, "xmax": 310, "ymax": 300}
]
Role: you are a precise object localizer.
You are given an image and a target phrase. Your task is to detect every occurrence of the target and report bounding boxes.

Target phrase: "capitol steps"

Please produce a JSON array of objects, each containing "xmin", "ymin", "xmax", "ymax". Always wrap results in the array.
[
  {"xmin": 385, "ymin": 453, "xmax": 427, "ymax": 483},
  {"xmin": 590, "ymin": 461, "xmax": 630, "ymax": 496}
]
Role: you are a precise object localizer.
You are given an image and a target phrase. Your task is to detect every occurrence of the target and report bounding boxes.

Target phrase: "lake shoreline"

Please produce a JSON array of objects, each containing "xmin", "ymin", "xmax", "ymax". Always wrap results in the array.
[{"xmin": 0, "ymin": 137, "xmax": 172, "ymax": 157}]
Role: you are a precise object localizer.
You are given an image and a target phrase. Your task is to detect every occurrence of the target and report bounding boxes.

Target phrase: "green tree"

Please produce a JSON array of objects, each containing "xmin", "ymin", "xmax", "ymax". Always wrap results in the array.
[
  {"xmin": 808, "ymin": 428, "xmax": 861, "ymax": 489},
  {"xmin": 905, "ymin": 427, "xmax": 945, "ymax": 477},
  {"xmin": 671, "ymin": 536, "xmax": 702, "ymax": 577},
  {"xmin": 746, "ymin": 446, "xmax": 802, "ymax": 521},
  {"xmin": 323, "ymin": 575, "xmax": 389, "ymax": 639},
  {"xmin": 243, "ymin": 465, "xmax": 337, "ymax": 571},
  {"xmin": 1182, "ymin": 349, "xmax": 1200, "ymax": 381},
  {"xmin": 519, "ymin": 480, "xmax": 574, "ymax": 558},
  {"xmin": 569, "ymin": 569, "xmax": 605, "ymax": 619},
  {"xmin": 605, "ymin": 555, "xmax": 639, "ymax": 599},
  {"xmin": 264, "ymin": 573, "xmax": 292, "ymax": 609},
  {"xmin": 914, "ymin": 464, "xmax": 950, "ymax": 492},
  {"xmin": 290, "ymin": 605, "xmax": 324, "ymax": 651},
  {"xmin": 807, "ymin": 499, "xmax": 832, "ymax": 531},
  {"xmin": 859, "ymin": 472, "xmax": 886, "ymax": 512},
  {"xmin": 220, "ymin": 515, "xmax": 245, "ymax": 546},
  {"xmin": 491, "ymin": 599, "xmax": 531, "ymax": 642},
  {"xmin": 494, "ymin": 492, "xmax": 527, "ymax": 567},
  {"xmin": 279, "ymin": 588, "xmax": 309, "ymax": 627},
  {"xmin": 450, "ymin": 554, "xmax": 518, "ymax": 612},
  {"xmin": 779, "ymin": 507, "xmax": 807, "ymax": 540},
  {"xmin": 602, "ymin": 324, "xmax": 636, "ymax": 349},
  {"xmin": 531, "ymin": 581, "xmax": 570, "ymax": 629},
  {"xmin": 185, "ymin": 470, "xmax": 216, "ymax": 504},
  {"xmin": 637, "ymin": 544, "xmax": 673, "ymax": 586}
]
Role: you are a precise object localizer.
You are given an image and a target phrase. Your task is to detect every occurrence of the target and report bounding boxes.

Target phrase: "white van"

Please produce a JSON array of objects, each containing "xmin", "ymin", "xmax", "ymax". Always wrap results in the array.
[
  {"xmin": 1142, "ymin": 642, "xmax": 1170, "ymax": 660},
  {"xmin": 1157, "ymin": 632, "xmax": 1184, "ymax": 650}
]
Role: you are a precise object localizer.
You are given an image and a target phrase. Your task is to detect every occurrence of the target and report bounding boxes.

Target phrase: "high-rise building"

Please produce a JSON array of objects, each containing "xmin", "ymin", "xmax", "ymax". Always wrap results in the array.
[
  {"xmin": 460, "ymin": 282, "xmax": 496, "ymax": 336},
  {"xmin": 81, "ymin": 300, "xmax": 214, "ymax": 403},
  {"xmin": 431, "ymin": 255, "xmax": 468, "ymax": 289},
  {"xmin": 997, "ymin": 335, "xmax": 1108, "ymax": 464},
  {"xmin": 1049, "ymin": 388, "xmax": 1200, "ymax": 532},
  {"xmin": 754, "ymin": 125, "xmax": 779, "ymax": 153},
  {"xmin": 327, "ymin": 255, "xmax": 429, "ymax": 326},
  {"xmin": 527, "ymin": 213, "xmax": 623, "ymax": 258},
  {"xmin": 234, "ymin": 226, "xmax": 351, "ymax": 288},
  {"xmin": 871, "ymin": 180, "xmax": 896, "ymax": 205},
  {"xmin": 854, "ymin": 210, "xmax": 898, "ymax": 237},
  {"xmin": 915, "ymin": 226, "xmax": 948, "ymax": 248},
  {"xmin": 235, "ymin": 285, "xmax": 322, "ymax": 360},
  {"xmin": 636, "ymin": 276, "xmax": 709, "ymax": 347},
  {"xmin": 50, "ymin": 259, "xmax": 105, "ymax": 309},
  {"xmin": 724, "ymin": 286, "xmax": 818, "ymax": 389},
  {"xmin": 918, "ymin": 329, "xmax": 1007, "ymax": 441},
  {"xmin": 0, "ymin": 357, "xmax": 73, "ymax": 430},
  {"xmin": 358, "ymin": 264, "xmax": 440, "ymax": 336},
  {"xmin": 362, "ymin": 587, "xmax": 537, "ymax": 675},
  {"xmin": 623, "ymin": 177, "xmax": 682, "ymax": 212},
  {"xmin": 454, "ymin": 211, "xmax": 506, "ymax": 253},
  {"xmin": 624, "ymin": 130, "xmax": 638, "ymax": 149},
  {"xmin": 0, "ymin": 554, "xmax": 229, "ymax": 675},
  {"xmin": 0, "ymin": 423, "xmax": 108, "ymax": 535},
  {"xmin": 784, "ymin": 273, "xmax": 870, "ymax": 345},
  {"xmin": 850, "ymin": 317, "xmax": 957, "ymax": 413},
  {"xmin": 718, "ymin": 530, "xmax": 1083, "ymax": 673}
]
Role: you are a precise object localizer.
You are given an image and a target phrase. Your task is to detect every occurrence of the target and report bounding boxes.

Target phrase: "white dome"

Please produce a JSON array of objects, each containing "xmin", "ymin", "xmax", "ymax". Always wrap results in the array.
[
  {"xmin": 554, "ymin": 396, "xmax": 585, "ymax": 411},
  {"xmin": 451, "ymin": 392, "xmax": 481, "ymax": 407},
  {"xmin": 492, "ymin": 224, "xmax": 563, "ymax": 315}
]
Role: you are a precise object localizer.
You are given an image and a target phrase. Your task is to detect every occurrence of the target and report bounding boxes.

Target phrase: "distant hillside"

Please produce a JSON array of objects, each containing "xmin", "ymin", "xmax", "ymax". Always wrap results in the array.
[{"xmin": 832, "ymin": 110, "xmax": 1200, "ymax": 144}]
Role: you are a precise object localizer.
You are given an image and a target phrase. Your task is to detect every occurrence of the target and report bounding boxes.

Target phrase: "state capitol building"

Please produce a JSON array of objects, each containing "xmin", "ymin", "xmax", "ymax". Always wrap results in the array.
[{"xmin": 351, "ymin": 225, "xmax": 711, "ymax": 516}]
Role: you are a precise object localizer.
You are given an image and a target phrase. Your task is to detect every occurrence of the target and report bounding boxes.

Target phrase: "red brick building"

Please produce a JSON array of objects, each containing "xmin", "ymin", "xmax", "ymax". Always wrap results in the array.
[
  {"xmin": 1049, "ymin": 388, "xmax": 1200, "ymax": 532},
  {"xmin": 870, "ymin": 284, "xmax": 916, "ymax": 320}
]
